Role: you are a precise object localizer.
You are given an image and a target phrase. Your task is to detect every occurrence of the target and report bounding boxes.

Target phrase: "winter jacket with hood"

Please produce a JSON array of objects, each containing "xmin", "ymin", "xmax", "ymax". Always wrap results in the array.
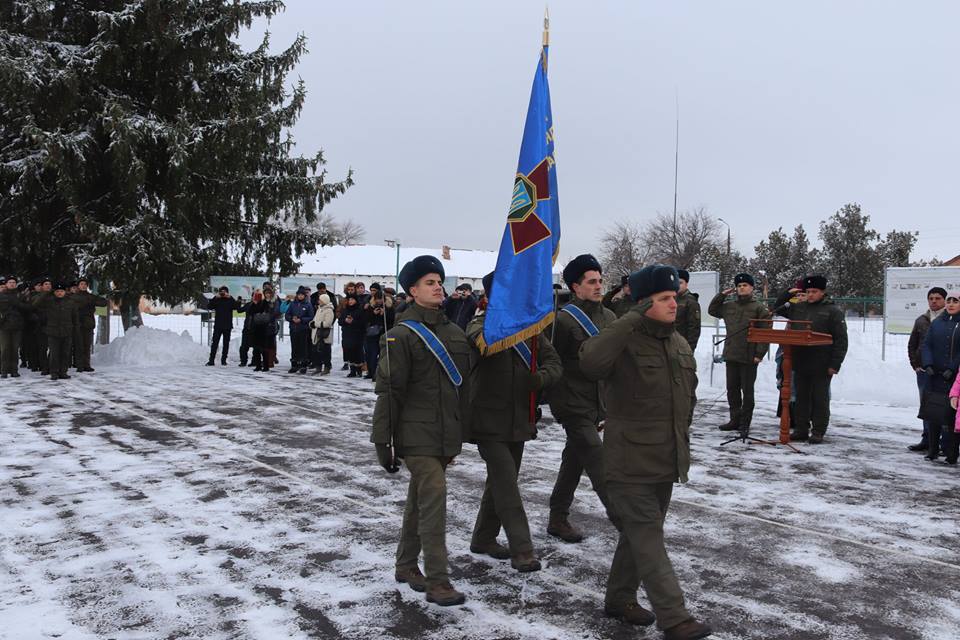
[
  {"xmin": 284, "ymin": 297, "xmax": 314, "ymax": 333},
  {"xmin": 310, "ymin": 294, "xmax": 336, "ymax": 345}
]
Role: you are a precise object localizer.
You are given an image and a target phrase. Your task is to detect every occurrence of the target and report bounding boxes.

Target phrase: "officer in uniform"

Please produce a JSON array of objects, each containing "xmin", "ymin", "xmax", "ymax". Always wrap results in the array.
[
  {"xmin": 674, "ymin": 269, "xmax": 701, "ymax": 351},
  {"xmin": 707, "ymin": 273, "xmax": 770, "ymax": 434},
  {"xmin": 371, "ymin": 255, "xmax": 472, "ymax": 606},
  {"xmin": 774, "ymin": 275, "xmax": 848, "ymax": 444},
  {"xmin": 466, "ymin": 271, "xmax": 562, "ymax": 572},
  {"xmin": 580, "ymin": 264, "xmax": 712, "ymax": 640},
  {"xmin": 0, "ymin": 276, "xmax": 32, "ymax": 379},
  {"xmin": 33, "ymin": 282, "xmax": 78, "ymax": 380},
  {"xmin": 71, "ymin": 276, "xmax": 108, "ymax": 373},
  {"xmin": 33, "ymin": 278, "xmax": 53, "ymax": 374},
  {"xmin": 602, "ymin": 275, "xmax": 637, "ymax": 318},
  {"xmin": 547, "ymin": 254, "xmax": 617, "ymax": 543}
]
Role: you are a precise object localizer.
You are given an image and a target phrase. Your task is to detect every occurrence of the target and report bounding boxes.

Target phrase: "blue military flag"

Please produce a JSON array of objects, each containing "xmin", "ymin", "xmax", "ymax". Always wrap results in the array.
[{"xmin": 478, "ymin": 29, "xmax": 560, "ymax": 354}]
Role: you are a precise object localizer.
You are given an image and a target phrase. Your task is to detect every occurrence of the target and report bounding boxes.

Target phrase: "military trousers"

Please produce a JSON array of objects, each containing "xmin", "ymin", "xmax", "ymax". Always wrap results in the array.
[
  {"xmin": 76, "ymin": 325, "xmax": 95, "ymax": 370},
  {"xmin": 725, "ymin": 362, "xmax": 758, "ymax": 426},
  {"xmin": 472, "ymin": 441, "xmax": 533, "ymax": 556},
  {"xmin": 0, "ymin": 329, "xmax": 22, "ymax": 375},
  {"xmin": 605, "ymin": 482, "xmax": 690, "ymax": 631},
  {"xmin": 794, "ymin": 370, "xmax": 832, "ymax": 436},
  {"xmin": 549, "ymin": 419, "xmax": 612, "ymax": 521},
  {"xmin": 396, "ymin": 455, "xmax": 449, "ymax": 588},
  {"xmin": 36, "ymin": 332, "xmax": 49, "ymax": 372},
  {"xmin": 47, "ymin": 335, "xmax": 72, "ymax": 376}
]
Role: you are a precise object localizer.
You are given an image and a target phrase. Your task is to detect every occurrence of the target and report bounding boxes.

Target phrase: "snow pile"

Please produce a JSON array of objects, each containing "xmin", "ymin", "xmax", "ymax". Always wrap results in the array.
[{"xmin": 93, "ymin": 326, "xmax": 207, "ymax": 366}]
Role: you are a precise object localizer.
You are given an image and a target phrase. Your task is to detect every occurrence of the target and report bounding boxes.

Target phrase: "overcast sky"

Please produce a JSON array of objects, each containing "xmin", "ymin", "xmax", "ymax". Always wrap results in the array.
[{"xmin": 238, "ymin": 0, "xmax": 960, "ymax": 263}]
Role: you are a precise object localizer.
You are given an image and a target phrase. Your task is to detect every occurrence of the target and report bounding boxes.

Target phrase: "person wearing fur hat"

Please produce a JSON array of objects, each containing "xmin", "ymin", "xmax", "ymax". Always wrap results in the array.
[
  {"xmin": 674, "ymin": 269, "xmax": 701, "ymax": 351},
  {"xmin": 465, "ymin": 271, "xmax": 563, "ymax": 573},
  {"xmin": 0, "ymin": 275, "xmax": 32, "ymax": 379},
  {"xmin": 580, "ymin": 264, "xmax": 712, "ymax": 640},
  {"xmin": 546, "ymin": 254, "xmax": 618, "ymax": 543},
  {"xmin": 32, "ymin": 282, "xmax": 79, "ymax": 380},
  {"xmin": 708, "ymin": 273, "xmax": 770, "ymax": 434},
  {"xmin": 371, "ymin": 255, "xmax": 472, "ymax": 606},
  {"xmin": 774, "ymin": 274, "xmax": 848, "ymax": 444},
  {"xmin": 602, "ymin": 275, "xmax": 637, "ymax": 318}
]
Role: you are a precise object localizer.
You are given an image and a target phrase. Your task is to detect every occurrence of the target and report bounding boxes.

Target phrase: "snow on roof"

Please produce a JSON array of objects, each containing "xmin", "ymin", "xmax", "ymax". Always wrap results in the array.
[{"xmin": 295, "ymin": 244, "xmax": 566, "ymax": 278}]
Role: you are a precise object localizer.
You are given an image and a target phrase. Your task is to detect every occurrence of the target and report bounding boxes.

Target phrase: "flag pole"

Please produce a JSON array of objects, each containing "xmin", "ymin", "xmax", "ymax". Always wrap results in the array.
[{"xmin": 530, "ymin": 7, "xmax": 549, "ymax": 427}]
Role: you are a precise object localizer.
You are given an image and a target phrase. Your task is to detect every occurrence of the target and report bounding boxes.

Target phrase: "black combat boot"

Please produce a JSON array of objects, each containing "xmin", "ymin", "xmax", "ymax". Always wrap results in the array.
[
  {"xmin": 205, "ymin": 360, "xmax": 214, "ymax": 366},
  {"xmin": 347, "ymin": 366, "xmax": 359, "ymax": 378},
  {"xmin": 718, "ymin": 410, "xmax": 741, "ymax": 431},
  {"xmin": 789, "ymin": 430, "xmax": 809, "ymax": 442}
]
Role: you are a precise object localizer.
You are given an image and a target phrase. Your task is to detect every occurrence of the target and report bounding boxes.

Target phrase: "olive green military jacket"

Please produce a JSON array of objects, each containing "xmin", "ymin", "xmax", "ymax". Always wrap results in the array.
[
  {"xmin": 466, "ymin": 314, "xmax": 563, "ymax": 442},
  {"xmin": 547, "ymin": 298, "xmax": 616, "ymax": 424},
  {"xmin": 707, "ymin": 293, "xmax": 770, "ymax": 364},
  {"xmin": 32, "ymin": 292, "xmax": 78, "ymax": 338},
  {"xmin": 371, "ymin": 303, "xmax": 472, "ymax": 458},
  {"xmin": 0, "ymin": 290, "xmax": 32, "ymax": 331},
  {"xmin": 774, "ymin": 291, "xmax": 849, "ymax": 373},
  {"xmin": 602, "ymin": 289, "xmax": 636, "ymax": 318},
  {"xmin": 579, "ymin": 305, "xmax": 698, "ymax": 484},
  {"xmin": 674, "ymin": 289, "xmax": 701, "ymax": 350},
  {"xmin": 70, "ymin": 291, "xmax": 109, "ymax": 330}
]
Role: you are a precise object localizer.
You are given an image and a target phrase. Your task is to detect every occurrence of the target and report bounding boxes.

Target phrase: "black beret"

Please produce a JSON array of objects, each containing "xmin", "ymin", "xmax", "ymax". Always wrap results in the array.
[
  {"xmin": 562, "ymin": 254, "xmax": 602, "ymax": 288},
  {"xmin": 803, "ymin": 275, "xmax": 827, "ymax": 290},
  {"xmin": 734, "ymin": 273, "xmax": 755, "ymax": 287},
  {"xmin": 629, "ymin": 264, "xmax": 680, "ymax": 301},
  {"xmin": 41, "ymin": 276, "xmax": 52, "ymax": 285},
  {"xmin": 677, "ymin": 269, "xmax": 690, "ymax": 282},
  {"xmin": 54, "ymin": 282, "xmax": 67, "ymax": 291},
  {"xmin": 928, "ymin": 287, "xmax": 947, "ymax": 299},
  {"xmin": 482, "ymin": 271, "xmax": 494, "ymax": 296},
  {"xmin": 620, "ymin": 275, "xmax": 629, "ymax": 286},
  {"xmin": 399, "ymin": 255, "xmax": 445, "ymax": 294}
]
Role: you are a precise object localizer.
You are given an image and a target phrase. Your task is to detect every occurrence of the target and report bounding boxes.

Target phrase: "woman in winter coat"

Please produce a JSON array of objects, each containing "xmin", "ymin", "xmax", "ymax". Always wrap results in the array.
[
  {"xmin": 338, "ymin": 294, "xmax": 366, "ymax": 377},
  {"xmin": 361, "ymin": 289, "xmax": 395, "ymax": 379},
  {"xmin": 921, "ymin": 290, "xmax": 960, "ymax": 463},
  {"xmin": 248, "ymin": 290, "xmax": 275, "ymax": 371},
  {"xmin": 310, "ymin": 293, "xmax": 336, "ymax": 375}
]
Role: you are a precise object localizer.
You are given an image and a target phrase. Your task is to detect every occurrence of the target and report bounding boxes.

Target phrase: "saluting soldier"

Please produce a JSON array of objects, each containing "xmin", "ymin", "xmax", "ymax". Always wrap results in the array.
[
  {"xmin": 580, "ymin": 264, "xmax": 712, "ymax": 640},
  {"xmin": 602, "ymin": 275, "xmax": 637, "ymax": 318},
  {"xmin": 466, "ymin": 271, "xmax": 562, "ymax": 572},
  {"xmin": 546, "ymin": 254, "xmax": 617, "ymax": 543},
  {"xmin": 674, "ymin": 269, "xmax": 701, "ymax": 351},
  {"xmin": 71, "ymin": 276, "xmax": 108, "ymax": 373},
  {"xmin": 0, "ymin": 276, "xmax": 32, "ymax": 379},
  {"xmin": 371, "ymin": 255, "xmax": 472, "ymax": 606},
  {"xmin": 707, "ymin": 273, "xmax": 770, "ymax": 434},
  {"xmin": 33, "ymin": 282, "xmax": 78, "ymax": 380},
  {"xmin": 774, "ymin": 275, "xmax": 848, "ymax": 444}
]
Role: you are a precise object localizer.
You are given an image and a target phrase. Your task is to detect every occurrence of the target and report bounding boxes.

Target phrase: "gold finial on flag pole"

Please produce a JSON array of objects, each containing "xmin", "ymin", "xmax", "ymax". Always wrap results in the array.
[{"xmin": 543, "ymin": 6, "xmax": 550, "ymax": 46}]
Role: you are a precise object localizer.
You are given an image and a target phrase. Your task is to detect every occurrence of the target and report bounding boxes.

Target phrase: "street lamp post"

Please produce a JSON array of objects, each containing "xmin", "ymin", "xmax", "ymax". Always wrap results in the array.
[{"xmin": 385, "ymin": 239, "xmax": 401, "ymax": 291}]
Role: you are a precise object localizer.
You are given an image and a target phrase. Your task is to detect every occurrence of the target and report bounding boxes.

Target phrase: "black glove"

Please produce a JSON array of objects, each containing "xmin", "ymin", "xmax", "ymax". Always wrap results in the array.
[
  {"xmin": 924, "ymin": 366, "xmax": 936, "ymax": 377},
  {"xmin": 309, "ymin": 321, "xmax": 316, "ymax": 328},
  {"xmin": 943, "ymin": 369, "xmax": 955, "ymax": 381},
  {"xmin": 376, "ymin": 444, "xmax": 400, "ymax": 473}
]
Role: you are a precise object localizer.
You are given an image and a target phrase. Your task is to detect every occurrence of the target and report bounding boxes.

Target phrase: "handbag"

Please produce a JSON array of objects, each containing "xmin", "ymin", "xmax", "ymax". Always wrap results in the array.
[{"xmin": 919, "ymin": 389, "xmax": 956, "ymax": 425}]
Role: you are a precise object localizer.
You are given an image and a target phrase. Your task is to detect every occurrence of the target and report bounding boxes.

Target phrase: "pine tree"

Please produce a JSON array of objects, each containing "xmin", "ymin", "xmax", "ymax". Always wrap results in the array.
[{"xmin": 0, "ymin": 0, "xmax": 352, "ymax": 319}]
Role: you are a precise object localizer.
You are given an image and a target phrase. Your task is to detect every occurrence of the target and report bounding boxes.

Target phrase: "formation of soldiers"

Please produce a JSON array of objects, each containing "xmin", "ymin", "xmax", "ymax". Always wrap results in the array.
[
  {"xmin": 0, "ymin": 275, "xmax": 108, "ymax": 381},
  {"xmin": 371, "ymin": 254, "xmax": 713, "ymax": 640}
]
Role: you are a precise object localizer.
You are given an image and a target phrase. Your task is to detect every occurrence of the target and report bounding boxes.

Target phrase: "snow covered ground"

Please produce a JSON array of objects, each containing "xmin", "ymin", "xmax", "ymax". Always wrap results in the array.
[{"xmin": 2, "ymin": 321, "xmax": 958, "ymax": 639}]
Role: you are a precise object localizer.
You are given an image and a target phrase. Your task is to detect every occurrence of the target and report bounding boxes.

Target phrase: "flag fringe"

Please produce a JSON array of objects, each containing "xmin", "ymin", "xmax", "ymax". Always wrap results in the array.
[{"xmin": 475, "ymin": 312, "xmax": 555, "ymax": 356}]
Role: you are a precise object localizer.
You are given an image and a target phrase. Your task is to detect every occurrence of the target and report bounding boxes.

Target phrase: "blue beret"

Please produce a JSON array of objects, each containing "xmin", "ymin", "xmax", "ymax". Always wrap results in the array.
[
  {"xmin": 629, "ymin": 264, "xmax": 680, "ymax": 301},
  {"xmin": 399, "ymin": 255, "xmax": 445, "ymax": 294}
]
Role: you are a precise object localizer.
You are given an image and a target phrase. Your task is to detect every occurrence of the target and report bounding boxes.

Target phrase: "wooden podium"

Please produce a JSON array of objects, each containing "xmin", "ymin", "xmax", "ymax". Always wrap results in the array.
[{"xmin": 747, "ymin": 318, "xmax": 833, "ymax": 452}]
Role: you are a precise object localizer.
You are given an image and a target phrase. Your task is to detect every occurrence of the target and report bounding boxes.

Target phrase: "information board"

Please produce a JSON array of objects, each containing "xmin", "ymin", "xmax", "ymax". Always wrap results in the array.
[{"xmin": 885, "ymin": 267, "xmax": 960, "ymax": 334}]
